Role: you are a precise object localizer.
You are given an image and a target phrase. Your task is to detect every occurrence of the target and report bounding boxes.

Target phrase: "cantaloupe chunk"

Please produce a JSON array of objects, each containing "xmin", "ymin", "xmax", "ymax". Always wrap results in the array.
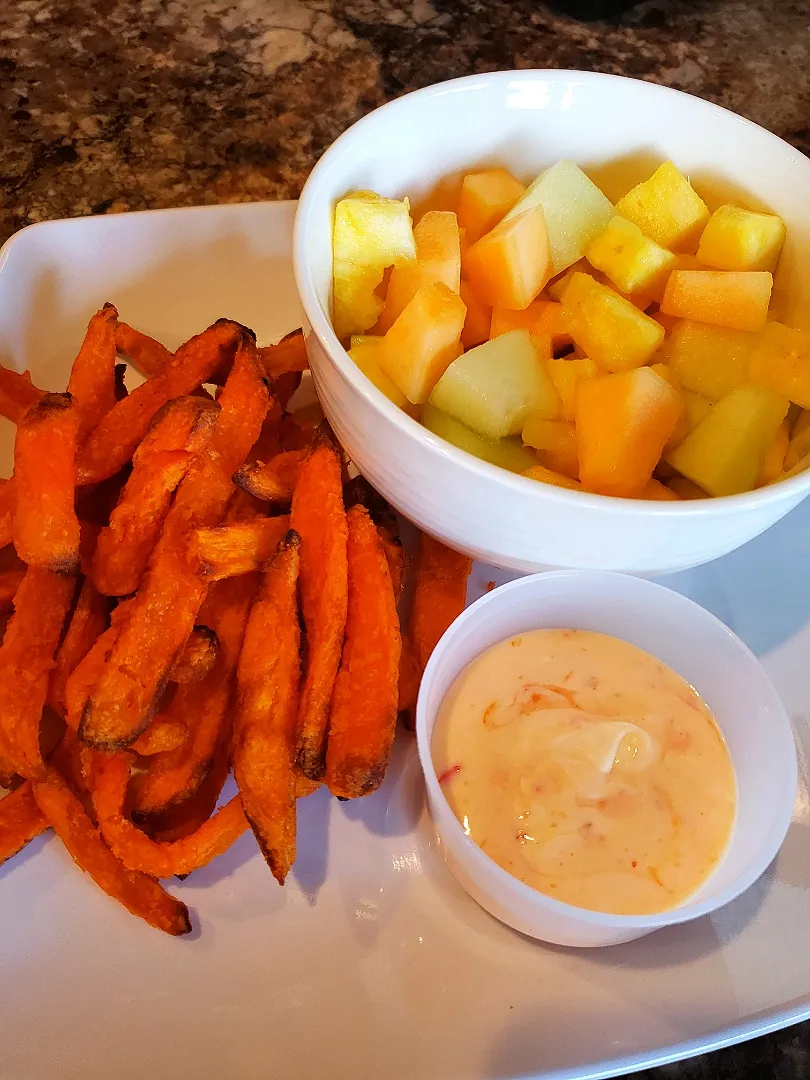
[
  {"xmin": 785, "ymin": 409, "xmax": 810, "ymax": 470},
  {"xmin": 666, "ymin": 384, "xmax": 789, "ymax": 496},
  {"xmin": 490, "ymin": 300, "xmax": 569, "ymax": 352},
  {"xmin": 457, "ymin": 168, "xmax": 525, "ymax": 245},
  {"xmin": 376, "ymin": 211, "xmax": 461, "ymax": 332},
  {"xmin": 697, "ymin": 204, "xmax": 786, "ymax": 273},
  {"xmin": 660, "ymin": 270, "xmax": 773, "ymax": 332},
  {"xmin": 547, "ymin": 357, "xmax": 598, "ymax": 422},
  {"xmin": 464, "ymin": 205, "xmax": 552, "ymax": 310},
  {"xmin": 521, "ymin": 417, "xmax": 579, "ymax": 478},
  {"xmin": 504, "ymin": 160, "xmax": 614, "ymax": 274},
  {"xmin": 522, "ymin": 464, "xmax": 582, "ymax": 491},
  {"xmin": 333, "ymin": 191, "xmax": 416, "ymax": 338},
  {"xmin": 459, "ymin": 277, "xmax": 492, "ymax": 348},
  {"xmin": 576, "ymin": 368, "xmax": 683, "ymax": 497},
  {"xmin": 749, "ymin": 322, "xmax": 810, "ymax": 408},
  {"xmin": 428, "ymin": 329, "xmax": 557, "ymax": 439},
  {"xmin": 348, "ymin": 335, "xmax": 413, "ymax": 412},
  {"xmin": 665, "ymin": 320, "xmax": 756, "ymax": 400},
  {"xmin": 421, "ymin": 402, "xmax": 538, "ymax": 473},
  {"xmin": 614, "ymin": 162, "xmax": 709, "ymax": 251},
  {"xmin": 562, "ymin": 273, "xmax": 664, "ymax": 372},
  {"xmin": 379, "ymin": 282, "xmax": 466, "ymax": 404},
  {"xmin": 667, "ymin": 476, "xmax": 709, "ymax": 499},
  {"xmin": 585, "ymin": 215, "xmax": 676, "ymax": 296},
  {"xmin": 638, "ymin": 478, "xmax": 680, "ymax": 501},
  {"xmin": 756, "ymin": 418, "xmax": 790, "ymax": 486}
]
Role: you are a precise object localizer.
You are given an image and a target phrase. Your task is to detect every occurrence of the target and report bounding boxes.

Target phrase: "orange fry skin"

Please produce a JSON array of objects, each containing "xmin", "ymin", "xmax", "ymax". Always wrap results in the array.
[
  {"xmin": 115, "ymin": 322, "xmax": 173, "ymax": 378},
  {"xmin": 233, "ymin": 448, "xmax": 306, "ymax": 505},
  {"xmin": 343, "ymin": 476, "xmax": 405, "ymax": 600},
  {"xmin": 0, "ymin": 567, "xmax": 25, "ymax": 612},
  {"xmin": 32, "ymin": 765, "xmax": 191, "ymax": 935},
  {"xmin": 291, "ymin": 424, "xmax": 348, "ymax": 781},
  {"xmin": 0, "ymin": 364, "xmax": 44, "ymax": 424},
  {"xmin": 169, "ymin": 625, "xmax": 219, "ymax": 685},
  {"xmin": 145, "ymin": 747, "xmax": 231, "ymax": 843},
  {"xmin": 68, "ymin": 303, "xmax": 118, "ymax": 442},
  {"xmin": 234, "ymin": 530, "xmax": 301, "ymax": 884},
  {"xmin": 193, "ymin": 516, "xmax": 290, "ymax": 580},
  {"xmin": 48, "ymin": 577, "xmax": 113, "ymax": 716},
  {"xmin": 0, "ymin": 781, "xmax": 50, "ymax": 867},
  {"xmin": 257, "ymin": 329, "xmax": 308, "ymax": 379},
  {"xmin": 13, "ymin": 393, "xmax": 81, "ymax": 573},
  {"xmin": 130, "ymin": 714, "xmax": 188, "ymax": 756},
  {"xmin": 326, "ymin": 506, "xmax": 401, "ymax": 799},
  {"xmin": 0, "ymin": 478, "xmax": 13, "ymax": 548}
]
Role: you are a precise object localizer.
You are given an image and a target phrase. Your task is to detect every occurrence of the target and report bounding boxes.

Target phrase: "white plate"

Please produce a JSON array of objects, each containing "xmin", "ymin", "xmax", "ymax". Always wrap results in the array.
[{"xmin": 1, "ymin": 201, "xmax": 809, "ymax": 1080}]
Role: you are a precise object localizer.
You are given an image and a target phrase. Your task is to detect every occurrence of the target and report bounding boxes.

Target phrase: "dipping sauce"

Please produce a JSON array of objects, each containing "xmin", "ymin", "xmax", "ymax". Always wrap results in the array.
[{"xmin": 431, "ymin": 629, "xmax": 737, "ymax": 916}]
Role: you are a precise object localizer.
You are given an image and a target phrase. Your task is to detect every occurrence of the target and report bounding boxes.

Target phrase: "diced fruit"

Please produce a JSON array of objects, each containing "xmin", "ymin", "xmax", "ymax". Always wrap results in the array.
[
  {"xmin": 785, "ymin": 409, "xmax": 810, "ymax": 471},
  {"xmin": 333, "ymin": 191, "xmax": 416, "ymax": 338},
  {"xmin": 585, "ymin": 215, "xmax": 676, "ymax": 296},
  {"xmin": 547, "ymin": 357, "xmax": 598, "ymax": 422},
  {"xmin": 490, "ymin": 300, "xmax": 569, "ymax": 352},
  {"xmin": 614, "ymin": 162, "xmax": 709, "ymax": 250},
  {"xmin": 665, "ymin": 320, "xmax": 756, "ymax": 400},
  {"xmin": 464, "ymin": 206, "xmax": 552, "ymax": 309},
  {"xmin": 562, "ymin": 273, "xmax": 665, "ymax": 372},
  {"xmin": 348, "ymin": 336, "xmax": 414, "ymax": 412},
  {"xmin": 523, "ymin": 464, "xmax": 582, "ymax": 491},
  {"xmin": 546, "ymin": 260, "xmax": 588, "ymax": 302},
  {"xmin": 459, "ymin": 278, "xmax": 492, "ymax": 348},
  {"xmin": 638, "ymin": 478, "xmax": 679, "ymax": 501},
  {"xmin": 428, "ymin": 329, "xmax": 557, "ymax": 440},
  {"xmin": 749, "ymin": 322, "xmax": 810, "ymax": 407},
  {"xmin": 376, "ymin": 211, "xmax": 461, "ymax": 332},
  {"xmin": 666, "ymin": 384, "xmax": 789, "ymax": 496},
  {"xmin": 756, "ymin": 419, "xmax": 790, "ymax": 486},
  {"xmin": 697, "ymin": 204, "xmax": 786, "ymax": 273},
  {"xmin": 576, "ymin": 368, "xmax": 684, "ymax": 497},
  {"xmin": 653, "ymin": 311, "xmax": 680, "ymax": 334},
  {"xmin": 665, "ymin": 386, "xmax": 712, "ymax": 452},
  {"xmin": 421, "ymin": 402, "xmax": 538, "ymax": 473},
  {"xmin": 379, "ymin": 282, "xmax": 466, "ymax": 404},
  {"xmin": 504, "ymin": 160, "xmax": 614, "ymax": 274},
  {"xmin": 649, "ymin": 362, "xmax": 679, "ymax": 389},
  {"xmin": 667, "ymin": 476, "xmax": 708, "ymax": 499},
  {"xmin": 457, "ymin": 168, "xmax": 526, "ymax": 245},
  {"xmin": 522, "ymin": 417, "xmax": 578, "ymax": 478},
  {"xmin": 660, "ymin": 270, "xmax": 773, "ymax": 332}
]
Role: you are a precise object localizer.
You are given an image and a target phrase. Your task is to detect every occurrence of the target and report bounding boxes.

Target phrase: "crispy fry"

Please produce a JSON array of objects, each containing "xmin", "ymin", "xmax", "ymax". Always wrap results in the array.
[
  {"xmin": 224, "ymin": 487, "xmax": 266, "ymax": 522},
  {"xmin": 0, "ymin": 478, "xmax": 13, "ymax": 548},
  {"xmin": 135, "ymin": 395, "xmax": 221, "ymax": 464},
  {"xmin": 234, "ymin": 531, "xmax": 301, "ymax": 883},
  {"xmin": 75, "ymin": 469, "xmax": 132, "ymax": 529},
  {"xmin": 0, "ymin": 567, "xmax": 24, "ymax": 612},
  {"xmin": 65, "ymin": 623, "xmax": 117, "ymax": 732},
  {"xmin": 193, "ymin": 516, "xmax": 290, "ymax": 580},
  {"xmin": 130, "ymin": 714, "xmax": 188, "ymax": 756},
  {"xmin": 233, "ymin": 449, "xmax": 306, "ymax": 504},
  {"xmin": 0, "ymin": 567, "xmax": 77, "ymax": 778},
  {"xmin": 114, "ymin": 363, "xmax": 128, "ymax": 402},
  {"xmin": 295, "ymin": 773, "xmax": 321, "ymax": 798},
  {"xmin": 68, "ymin": 303, "xmax": 118, "ymax": 442},
  {"xmin": 169, "ymin": 625, "xmax": 219, "ymax": 684},
  {"xmin": 76, "ymin": 319, "xmax": 241, "ymax": 485},
  {"xmin": 32, "ymin": 765, "xmax": 191, "ymax": 935},
  {"xmin": 257, "ymin": 329, "xmax": 309, "ymax": 379},
  {"xmin": 145, "ymin": 748, "xmax": 230, "ymax": 843},
  {"xmin": 48, "ymin": 577, "xmax": 112, "ymax": 716},
  {"xmin": 291, "ymin": 424, "xmax": 348, "ymax": 780},
  {"xmin": 273, "ymin": 373, "xmax": 303, "ymax": 412},
  {"xmin": 115, "ymin": 322, "xmax": 173, "ymax": 378},
  {"xmin": 0, "ymin": 781, "xmax": 49, "ymax": 867},
  {"xmin": 13, "ymin": 393, "xmax": 81, "ymax": 573},
  {"xmin": 397, "ymin": 636, "xmax": 421, "ymax": 725},
  {"xmin": 277, "ymin": 411, "xmax": 315, "ymax": 452},
  {"xmin": 0, "ymin": 364, "xmax": 44, "ymax": 424},
  {"xmin": 343, "ymin": 476, "xmax": 405, "ymax": 599},
  {"xmin": 326, "ymin": 506, "xmax": 401, "ymax": 799}
]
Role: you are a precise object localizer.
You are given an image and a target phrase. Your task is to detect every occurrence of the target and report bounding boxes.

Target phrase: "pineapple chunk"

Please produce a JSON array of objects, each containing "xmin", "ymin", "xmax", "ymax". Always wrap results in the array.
[
  {"xmin": 697, "ymin": 204, "xmax": 786, "ymax": 273},
  {"xmin": 523, "ymin": 464, "xmax": 582, "ymax": 491},
  {"xmin": 464, "ymin": 205, "xmax": 552, "ymax": 309},
  {"xmin": 457, "ymin": 168, "xmax": 525, "ymax": 245},
  {"xmin": 665, "ymin": 320, "xmax": 756, "ymax": 401},
  {"xmin": 749, "ymin": 322, "xmax": 810, "ymax": 408},
  {"xmin": 459, "ymin": 277, "xmax": 492, "ymax": 348},
  {"xmin": 379, "ymin": 282, "xmax": 466, "ymax": 404},
  {"xmin": 576, "ymin": 368, "xmax": 684, "ymax": 497},
  {"xmin": 546, "ymin": 260, "xmax": 589, "ymax": 302},
  {"xmin": 503, "ymin": 160, "xmax": 614, "ymax": 274},
  {"xmin": 668, "ymin": 476, "xmax": 709, "ymax": 499},
  {"xmin": 348, "ymin": 336, "xmax": 414, "ymax": 413},
  {"xmin": 585, "ymin": 215, "xmax": 676, "ymax": 296},
  {"xmin": 756, "ymin": 419, "xmax": 790, "ymax": 486},
  {"xmin": 421, "ymin": 402, "xmax": 538, "ymax": 473},
  {"xmin": 521, "ymin": 417, "xmax": 579, "ymax": 478},
  {"xmin": 660, "ymin": 270, "xmax": 773, "ymax": 332},
  {"xmin": 562, "ymin": 273, "xmax": 664, "ymax": 372},
  {"xmin": 376, "ymin": 211, "xmax": 461, "ymax": 333},
  {"xmin": 547, "ymin": 357, "xmax": 598, "ymax": 422},
  {"xmin": 490, "ymin": 300, "xmax": 570, "ymax": 352},
  {"xmin": 333, "ymin": 191, "xmax": 416, "ymax": 338},
  {"xmin": 428, "ymin": 329, "xmax": 557, "ymax": 440},
  {"xmin": 666, "ymin": 384, "xmax": 789, "ymax": 496},
  {"xmin": 614, "ymin": 162, "xmax": 709, "ymax": 250}
]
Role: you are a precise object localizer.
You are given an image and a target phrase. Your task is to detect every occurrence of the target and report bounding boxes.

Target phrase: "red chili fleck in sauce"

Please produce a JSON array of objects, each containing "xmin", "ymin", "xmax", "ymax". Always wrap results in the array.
[{"xmin": 438, "ymin": 764, "xmax": 462, "ymax": 784}]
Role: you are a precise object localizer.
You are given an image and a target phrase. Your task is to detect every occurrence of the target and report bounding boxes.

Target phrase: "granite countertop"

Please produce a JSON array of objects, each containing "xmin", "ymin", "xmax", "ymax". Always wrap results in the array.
[{"xmin": 2, "ymin": 0, "xmax": 810, "ymax": 1075}]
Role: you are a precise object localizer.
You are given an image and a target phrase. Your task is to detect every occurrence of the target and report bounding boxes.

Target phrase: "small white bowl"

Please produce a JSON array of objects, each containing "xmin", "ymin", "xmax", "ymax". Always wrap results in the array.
[
  {"xmin": 294, "ymin": 69, "xmax": 810, "ymax": 575},
  {"xmin": 415, "ymin": 571, "xmax": 797, "ymax": 948}
]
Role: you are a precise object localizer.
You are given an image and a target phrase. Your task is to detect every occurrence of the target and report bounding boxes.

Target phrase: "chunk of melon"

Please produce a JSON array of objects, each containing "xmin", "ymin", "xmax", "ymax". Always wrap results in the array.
[
  {"xmin": 697, "ymin": 204, "xmax": 786, "ymax": 273},
  {"xmin": 503, "ymin": 160, "xmax": 614, "ymax": 274},
  {"xmin": 614, "ymin": 162, "xmax": 709, "ymax": 251},
  {"xmin": 547, "ymin": 357, "xmax": 598, "ymax": 422},
  {"xmin": 428, "ymin": 329, "xmax": 557, "ymax": 440},
  {"xmin": 459, "ymin": 277, "xmax": 492, "ymax": 348},
  {"xmin": 756, "ymin": 418, "xmax": 790, "ymax": 486},
  {"xmin": 576, "ymin": 368, "xmax": 684, "ymax": 497},
  {"xmin": 421, "ymin": 402, "xmax": 538, "ymax": 473},
  {"xmin": 464, "ymin": 205, "xmax": 552, "ymax": 309},
  {"xmin": 562, "ymin": 273, "xmax": 665, "ymax": 372},
  {"xmin": 490, "ymin": 300, "xmax": 569, "ymax": 352},
  {"xmin": 660, "ymin": 270, "xmax": 773, "ymax": 332},
  {"xmin": 376, "ymin": 211, "xmax": 461, "ymax": 333},
  {"xmin": 785, "ymin": 409, "xmax": 810, "ymax": 471},
  {"xmin": 379, "ymin": 282, "xmax": 466, "ymax": 404},
  {"xmin": 521, "ymin": 417, "xmax": 579, "ymax": 478},
  {"xmin": 522, "ymin": 464, "xmax": 582, "ymax": 491},
  {"xmin": 749, "ymin": 322, "xmax": 810, "ymax": 408},
  {"xmin": 348, "ymin": 335, "xmax": 413, "ymax": 411},
  {"xmin": 457, "ymin": 168, "xmax": 526, "ymax": 245},
  {"xmin": 667, "ymin": 476, "xmax": 709, "ymax": 499},
  {"xmin": 665, "ymin": 320, "xmax": 756, "ymax": 401},
  {"xmin": 545, "ymin": 260, "xmax": 589, "ymax": 302},
  {"xmin": 585, "ymin": 215, "xmax": 676, "ymax": 297},
  {"xmin": 638, "ymin": 478, "xmax": 679, "ymax": 501},
  {"xmin": 666, "ymin": 384, "xmax": 789, "ymax": 496}
]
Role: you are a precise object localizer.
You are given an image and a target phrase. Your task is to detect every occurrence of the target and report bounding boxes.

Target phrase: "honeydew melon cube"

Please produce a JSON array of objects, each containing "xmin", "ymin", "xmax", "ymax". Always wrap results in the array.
[
  {"xmin": 379, "ymin": 282, "xmax": 466, "ymax": 404},
  {"xmin": 614, "ymin": 162, "xmax": 709, "ymax": 251},
  {"xmin": 421, "ymin": 402, "xmax": 538, "ymax": 473},
  {"xmin": 697, "ymin": 204, "xmax": 786, "ymax": 273}
]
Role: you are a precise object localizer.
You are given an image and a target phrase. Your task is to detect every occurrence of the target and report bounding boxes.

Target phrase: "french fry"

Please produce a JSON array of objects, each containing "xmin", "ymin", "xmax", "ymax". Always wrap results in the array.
[
  {"xmin": 114, "ymin": 363, "xmax": 128, "ymax": 402},
  {"xmin": 0, "ymin": 781, "xmax": 49, "ymax": 868},
  {"xmin": 13, "ymin": 393, "xmax": 81, "ymax": 573},
  {"xmin": 130, "ymin": 714, "xmax": 188, "ymax": 756},
  {"xmin": 291, "ymin": 424, "xmax": 348, "ymax": 780},
  {"xmin": 273, "ymin": 373, "xmax": 303, "ymax": 412},
  {"xmin": 278, "ymin": 411, "xmax": 315, "ymax": 452},
  {"xmin": 48, "ymin": 578, "xmax": 112, "ymax": 716},
  {"xmin": 257, "ymin": 328, "xmax": 309, "ymax": 379},
  {"xmin": 0, "ymin": 567, "xmax": 25, "ymax": 612},
  {"xmin": 0, "ymin": 478, "xmax": 13, "ymax": 548},
  {"xmin": 0, "ymin": 567, "xmax": 77, "ymax": 778},
  {"xmin": 343, "ymin": 476, "xmax": 405, "ymax": 599},
  {"xmin": 134, "ymin": 395, "xmax": 221, "ymax": 464},
  {"xmin": 65, "ymin": 622, "xmax": 117, "ymax": 733},
  {"xmin": 169, "ymin": 625, "xmax": 219, "ymax": 684},
  {"xmin": 233, "ymin": 449, "xmax": 306, "ymax": 504},
  {"xmin": 32, "ymin": 765, "xmax": 191, "ymax": 935},
  {"xmin": 234, "ymin": 530, "xmax": 301, "ymax": 884},
  {"xmin": 115, "ymin": 322, "xmax": 173, "ymax": 378},
  {"xmin": 76, "ymin": 319, "xmax": 241, "ymax": 485},
  {"xmin": 67, "ymin": 303, "xmax": 118, "ymax": 442},
  {"xmin": 145, "ymin": 746, "xmax": 230, "ymax": 842},
  {"xmin": 193, "ymin": 516, "xmax": 290, "ymax": 580},
  {"xmin": 0, "ymin": 364, "xmax": 44, "ymax": 424},
  {"xmin": 326, "ymin": 506, "xmax": 401, "ymax": 798}
]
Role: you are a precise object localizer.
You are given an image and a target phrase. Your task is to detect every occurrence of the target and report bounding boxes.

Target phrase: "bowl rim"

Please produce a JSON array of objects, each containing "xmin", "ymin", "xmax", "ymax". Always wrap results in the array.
[
  {"xmin": 414, "ymin": 569, "xmax": 798, "ymax": 930},
  {"xmin": 292, "ymin": 68, "xmax": 810, "ymax": 514}
]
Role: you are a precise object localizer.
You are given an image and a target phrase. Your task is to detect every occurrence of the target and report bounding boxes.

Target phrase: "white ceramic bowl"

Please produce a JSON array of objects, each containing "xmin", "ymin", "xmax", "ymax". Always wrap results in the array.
[
  {"xmin": 293, "ymin": 69, "xmax": 810, "ymax": 575},
  {"xmin": 415, "ymin": 570, "xmax": 797, "ymax": 948}
]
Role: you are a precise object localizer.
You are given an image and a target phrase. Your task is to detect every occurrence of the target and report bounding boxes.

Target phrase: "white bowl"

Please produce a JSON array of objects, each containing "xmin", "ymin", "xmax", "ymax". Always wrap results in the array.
[
  {"xmin": 415, "ymin": 570, "xmax": 797, "ymax": 948},
  {"xmin": 293, "ymin": 69, "xmax": 810, "ymax": 575}
]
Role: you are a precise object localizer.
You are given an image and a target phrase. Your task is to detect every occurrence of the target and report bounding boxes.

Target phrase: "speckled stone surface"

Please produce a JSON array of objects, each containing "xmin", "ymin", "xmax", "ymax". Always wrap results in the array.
[{"xmin": 3, "ymin": 0, "xmax": 810, "ymax": 1075}]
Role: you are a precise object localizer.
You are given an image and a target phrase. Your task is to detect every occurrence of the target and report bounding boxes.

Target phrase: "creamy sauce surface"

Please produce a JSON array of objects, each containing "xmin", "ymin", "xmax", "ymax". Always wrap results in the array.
[{"xmin": 432, "ymin": 629, "xmax": 737, "ymax": 915}]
